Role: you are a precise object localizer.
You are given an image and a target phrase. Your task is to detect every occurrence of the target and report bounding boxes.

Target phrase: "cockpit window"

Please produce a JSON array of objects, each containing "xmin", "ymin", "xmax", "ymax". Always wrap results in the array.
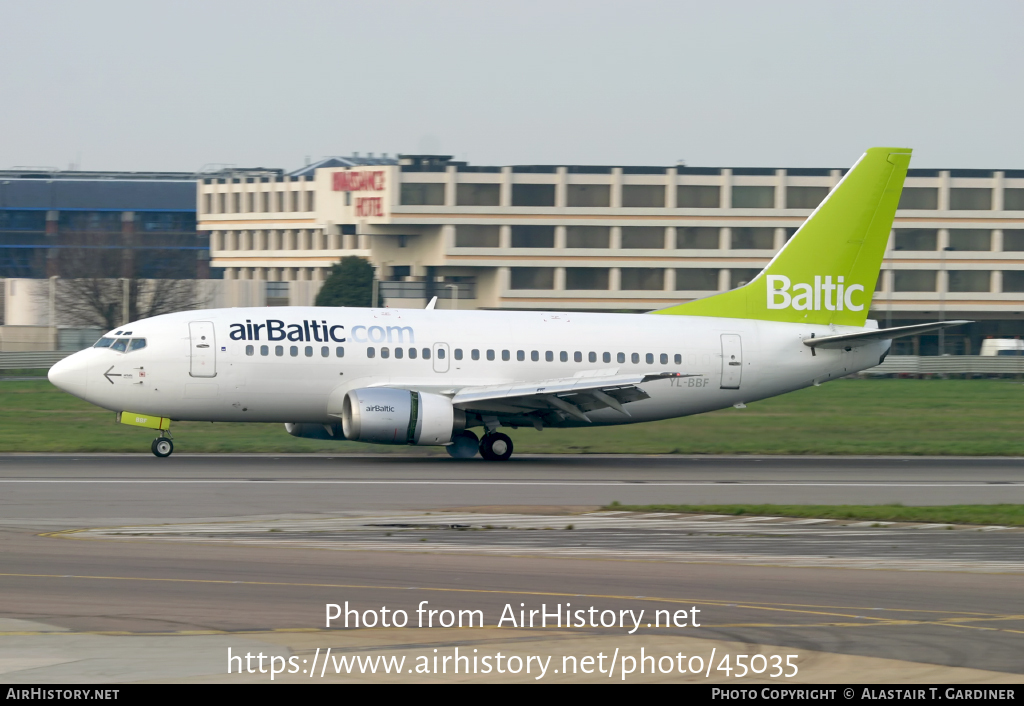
[
  {"xmin": 127, "ymin": 339, "xmax": 147, "ymax": 352},
  {"xmin": 110, "ymin": 338, "xmax": 129, "ymax": 352},
  {"xmin": 94, "ymin": 338, "xmax": 115, "ymax": 348}
]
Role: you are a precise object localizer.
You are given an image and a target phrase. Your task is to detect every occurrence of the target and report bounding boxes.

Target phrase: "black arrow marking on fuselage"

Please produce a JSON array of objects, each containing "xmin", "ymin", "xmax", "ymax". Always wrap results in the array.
[{"xmin": 103, "ymin": 366, "xmax": 122, "ymax": 385}]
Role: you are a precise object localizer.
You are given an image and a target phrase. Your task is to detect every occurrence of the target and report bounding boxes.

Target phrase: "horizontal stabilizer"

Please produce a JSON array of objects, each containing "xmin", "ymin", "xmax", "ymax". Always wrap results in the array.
[{"xmin": 804, "ymin": 320, "xmax": 972, "ymax": 349}]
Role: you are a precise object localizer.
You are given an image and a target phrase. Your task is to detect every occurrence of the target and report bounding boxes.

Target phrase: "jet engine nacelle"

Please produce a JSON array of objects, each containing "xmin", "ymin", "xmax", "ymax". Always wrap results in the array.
[
  {"xmin": 284, "ymin": 422, "xmax": 346, "ymax": 440},
  {"xmin": 341, "ymin": 388, "xmax": 464, "ymax": 445}
]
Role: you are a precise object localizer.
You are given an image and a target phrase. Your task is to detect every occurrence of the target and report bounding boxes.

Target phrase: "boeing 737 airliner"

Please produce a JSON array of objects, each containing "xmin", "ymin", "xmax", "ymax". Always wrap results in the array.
[{"xmin": 48, "ymin": 148, "xmax": 966, "ymax": 460}]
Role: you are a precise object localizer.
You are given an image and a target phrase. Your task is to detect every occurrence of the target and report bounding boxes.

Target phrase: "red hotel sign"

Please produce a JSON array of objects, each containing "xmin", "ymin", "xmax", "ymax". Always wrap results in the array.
[{"xmin": 333, "ymin": 171, "xmax": 385, "ymax": 192}]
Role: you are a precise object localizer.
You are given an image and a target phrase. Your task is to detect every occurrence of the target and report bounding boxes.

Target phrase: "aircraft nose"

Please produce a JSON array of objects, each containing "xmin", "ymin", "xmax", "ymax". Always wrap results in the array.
[{"xmin": 48, "ymin": 351, "xmax": 90, "ymax": 396}]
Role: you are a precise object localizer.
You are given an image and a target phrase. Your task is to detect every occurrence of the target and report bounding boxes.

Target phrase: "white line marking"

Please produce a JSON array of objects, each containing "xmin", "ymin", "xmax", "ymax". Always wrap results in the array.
[{"xmin": 1, "ymin": 480, "xmax": 1021, "ymax": 487}]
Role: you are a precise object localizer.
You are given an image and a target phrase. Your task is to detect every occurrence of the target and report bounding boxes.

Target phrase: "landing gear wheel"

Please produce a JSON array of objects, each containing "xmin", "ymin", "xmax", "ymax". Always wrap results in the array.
[
  {"xmin": 479, "ymin": 432, "xmax": 513, "ymax": 461},
  {"xmin": 446, "ymin": 430, "xmax": 480, "ymax": 459},
  {"xmin": 151, "ymin": 437, "xmax": 174, "ymax": 458}
]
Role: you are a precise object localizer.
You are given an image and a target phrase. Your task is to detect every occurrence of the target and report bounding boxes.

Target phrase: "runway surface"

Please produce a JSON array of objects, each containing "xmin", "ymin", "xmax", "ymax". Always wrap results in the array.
[{"xmin": 1, "ymin": 454, "xmax": 1023, "ymax": 683}]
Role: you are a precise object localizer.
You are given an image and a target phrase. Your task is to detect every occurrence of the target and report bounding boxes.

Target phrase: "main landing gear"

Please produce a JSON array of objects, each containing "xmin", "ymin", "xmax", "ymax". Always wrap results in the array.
[
  {"xmin": 151, "ymin": 433, "xmax": 174, "ymax": 458},
  {"xmin": 479, "ymin": 432, "xmax": 513, "ymax": 461},
  {"xmin": 445, "ymin": 430, "xmax": 514, "ymax": 461}
]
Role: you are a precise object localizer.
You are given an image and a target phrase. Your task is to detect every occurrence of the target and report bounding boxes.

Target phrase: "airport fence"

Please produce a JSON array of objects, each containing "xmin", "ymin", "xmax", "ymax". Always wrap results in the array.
[
  {"xmin": 0, "ymin": 351, "xmax": 72, "ymax": 370},
  {"xmin": 866, "ymin": 355, "xmax": 1024, "ymax": 376}
]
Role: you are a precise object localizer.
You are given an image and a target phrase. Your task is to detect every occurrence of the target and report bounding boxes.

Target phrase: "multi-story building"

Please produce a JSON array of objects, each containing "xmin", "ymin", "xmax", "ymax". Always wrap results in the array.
[
  {"xmin": 0, "ymin": 168, "xmax": 212, "ymax": 282},
  {"xmin": 201, "ymin": 155, "xmax": 1024, "ymax": 355}
]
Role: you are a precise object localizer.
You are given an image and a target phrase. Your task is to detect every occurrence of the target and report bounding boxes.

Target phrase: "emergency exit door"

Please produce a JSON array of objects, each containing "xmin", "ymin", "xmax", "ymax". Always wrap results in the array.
[
  {"xmin": 189, "ymin": 321, "xmax": 217, "ymax": 378},
  {"xmin": 720, "ymin": 334, "xmax": 742, "ymax": 389}
]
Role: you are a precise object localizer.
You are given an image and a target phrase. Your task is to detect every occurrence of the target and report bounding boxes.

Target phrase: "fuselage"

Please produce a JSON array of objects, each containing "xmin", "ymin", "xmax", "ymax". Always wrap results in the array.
[{"xmin": 49, "ymin": 306, "xmax": 888, "ymax": 428}]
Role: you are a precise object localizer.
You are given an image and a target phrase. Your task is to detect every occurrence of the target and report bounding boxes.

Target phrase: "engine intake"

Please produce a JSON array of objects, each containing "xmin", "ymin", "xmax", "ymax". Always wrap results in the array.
[{"xmin": 341, "ymin": 388, "xmax": 463, "ymax": 445}]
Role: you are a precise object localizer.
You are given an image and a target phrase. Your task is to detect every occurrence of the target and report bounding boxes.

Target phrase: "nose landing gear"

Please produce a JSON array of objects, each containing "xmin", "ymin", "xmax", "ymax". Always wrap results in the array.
[
  {"xmin": 151, "ymin": 433, "xmax": 174, "ymax": 458},
  {"xmin": 479, "ymin": 432, "xmax": 513, "ymax": 461}
]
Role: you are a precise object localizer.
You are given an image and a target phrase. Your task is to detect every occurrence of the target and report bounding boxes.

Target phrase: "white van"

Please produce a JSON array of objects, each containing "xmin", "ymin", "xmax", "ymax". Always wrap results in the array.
[{"xmin": 980, "ymin": 338, "xmax": 1024, "ymax": 356}]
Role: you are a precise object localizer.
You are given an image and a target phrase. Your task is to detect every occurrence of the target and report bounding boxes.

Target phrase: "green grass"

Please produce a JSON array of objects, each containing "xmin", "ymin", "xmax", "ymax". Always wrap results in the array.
[
  {"xmin": 2, "ymin": 378, "xmax": 1024, "ymax": 454},
  {"xmin": 602, "ymin": 502, "xmax": 1024, "ymax": 527}
]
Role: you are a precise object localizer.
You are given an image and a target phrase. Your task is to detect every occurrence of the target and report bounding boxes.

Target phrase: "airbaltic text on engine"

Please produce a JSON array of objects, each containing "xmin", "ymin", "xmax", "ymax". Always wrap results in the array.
[
  {"xmin": 766, "ymin": 275, "xmax": 865, "ymax": 311},
  {"xmin": 228, "ymin": 320, "xmax": 417, "ymax": 345}
]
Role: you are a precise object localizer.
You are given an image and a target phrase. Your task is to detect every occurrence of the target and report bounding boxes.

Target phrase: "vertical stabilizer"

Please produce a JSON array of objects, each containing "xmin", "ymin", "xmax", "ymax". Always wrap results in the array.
[{"xmin": 653, "ymin": 147, "xmax": 911, "ymax": 326}]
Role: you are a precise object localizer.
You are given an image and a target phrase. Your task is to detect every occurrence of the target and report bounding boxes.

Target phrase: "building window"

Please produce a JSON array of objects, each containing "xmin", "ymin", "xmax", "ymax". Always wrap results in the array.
[
  {"xmin": 1003, "ymin": 230, "xmax": 1024, "ymax": 250},
  {"xmin": 276, "ymin": 192, "xmax": 285, "ymax": 212},
  {"xmin": 1002, "ymin": 271, "xmax": 1024, "ymax": 291},
  {"xmin": 565, "ymin": 268, "xmax": 609, "ymax": 290},
  {"xmin": 893, "ymin": 270, "xmax": 937, "ymax": 292},
  {"xmin": 620, "ymin": 268, "xmax": 664, "ymax": 290},
  {"xmin": 1005, "ymin": 189, "xmax": 1024, "ymax": 211},
  {"xmin": 266, "ymin": 281, "xmax": 289, "ymax": 306},
  {"xmin": 261, "ymin": 192, "xmax": 270, "ymax": 212},
  {"xmin": 732, "ymin": 185, "xmax": 774, "ymax": 208},
  {"xmin": 401, "ymin": 183, "xmax": 445, "ymax": 205},
  {"xmin": 731, "ymin": 227, "xmax": 774, "ymax": 250},
  {"xmin": 786, "ymin": 186, "xmax": 830, "ymax": 209},
  {"xmin": 894, "ymin": 229, "xmax": 937, "ymax": 251},
  {"xmin": 455, "ymin": 225, "xmax": 500, "ymax": 247},
  {"xmin": 203, "ymin": 194, "xmax": 212, "ymax": 214},
  {"xmin": 950, "ymin": 188, "xmax": 992, "ymax": 211},
  {"xmin": 948, "ymin": 270, "xmax": 991, "ymax": 292},
  {"xmin": 730, "ymin": 269, "xmax": 761, "ymax": 288},
  {"xmin": 512, "ymin": 184, "xmax": 555, "ymax": 206},
  {"xmin": 510, "ymin": 267, "xmax": 555, "ymax": 289},
  {"xmin": 218, "ymin": 194, "xmax": 226, "ymax": 213},
  {"xmin": 566, "ymin": 184, "xmax": 610, "ymax": 207},
  {"xmin": 307, "ymin": 191, "xmax": 315, "ymax": 212},
  {"xmin": 898, "ymin": 188, "xmax": 938, "ymax": 210},
  {"xmin": 675, "ymin": 269, "xmax": 720, "ymax": 291},
  {"xmin": 676, "ymin": 227, "xmax": 719, "ymax": 249},
  {"xmin": 566, "ymin": 226, "xmax": 610, "ymax": 248},
  {"xmin": 948, "ymin": 229, "xmax": 991, "ymax": 251},
  {"xmin": 677, "ymin": 185, "xmax": 720, "ymax": 208},
  {"xmin": 621, "ymin": 227, "xmax": 664, "ymax": 249},
  {"xmin": 456, "ymin": 183, "xmax": 500, "ymax": 206},
  {"xmin": 621, "ymin": 185, "xmax": 665, "ymax": 208},
  {"xmin": 511, "ymin": 225, "xmax": 555, "ymax": 248}
]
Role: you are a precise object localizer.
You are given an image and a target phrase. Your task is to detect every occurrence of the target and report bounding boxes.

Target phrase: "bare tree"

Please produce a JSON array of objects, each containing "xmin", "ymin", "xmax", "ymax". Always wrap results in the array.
[{"xmin": 50, "ymin": 233, "xmax": 207, "ymax": 329}]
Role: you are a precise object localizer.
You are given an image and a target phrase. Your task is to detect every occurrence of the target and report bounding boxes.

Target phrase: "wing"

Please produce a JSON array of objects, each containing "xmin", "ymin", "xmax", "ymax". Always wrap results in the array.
[
  {"xmin": 804, "ymin": 320, "xmax": 971, "ymax": 350},
  {"xmin": 450, "ymin": 371, "xmax": 695, "ymax": 423}
]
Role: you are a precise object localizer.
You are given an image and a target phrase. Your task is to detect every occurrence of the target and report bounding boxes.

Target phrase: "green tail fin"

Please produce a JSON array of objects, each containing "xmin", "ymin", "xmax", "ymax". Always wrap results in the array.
[{"xmin": 653, "ymin": 147, "xmax": 911, "ymax": 326}]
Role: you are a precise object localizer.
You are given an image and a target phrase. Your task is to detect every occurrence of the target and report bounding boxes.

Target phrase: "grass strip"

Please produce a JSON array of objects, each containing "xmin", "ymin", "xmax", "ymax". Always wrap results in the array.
[{"xmin": 603, "ymin": 502, "xmax": 1024, "ymax": 527}]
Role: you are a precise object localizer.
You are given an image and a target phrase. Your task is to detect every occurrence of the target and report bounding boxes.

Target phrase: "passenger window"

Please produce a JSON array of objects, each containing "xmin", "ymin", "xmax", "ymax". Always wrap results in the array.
[
  {"xmin": 261, "ymin": 345, "xmax": 269, "ymax": 356},
  {"xmin": 646, "ymin": 353, "xmax": 653, "ymax": 364},
  {"xmin": 290, "ymin": 346, "xmax": 299, "ymax": 357},
  {"xmin": 502, "ymin": 350, "xmax": 510, "ymax": 361},
  {"xmin": 395, "ymin": 347, "xmax": 404, "ymax": 359},
  {"xmin": 437, "ymin": 348, "xmax": 446, "ymax": 359},
  {"xmin": 305, "ymin": 346, "xmax": 313, "ymax": 357},
  {"xmin": 589, "ymin": 352, "xmax": 597, "ymax": 363},
  {"xmin": 245, "ymin": 345, "xmax": 254, "ymax": 356},
  {"xmin": 517, "ymin": 350, "xmax": 525, "ymax": 361},
  {"xmin": 660, "ymin": 353, "xmax": 668, "ymax": 365},
  {"xmin": 111, "ymin": 339, "xmax": 129, "ymax": 352},
  {"xmin": 617, "ymin": 352, "xmax": 626, "ymax": 364},
  {"xmin": 545, "ymin": 351, "xmax": 553, "ymax": 362},
  {"xmin": 454, "ymin": 349, "xmax": 463, "ymax": 360},
  {"xmin": 367, "ymin": 347, "xmax": 376, "ymax": 358},
  {"xmin": 471, "ymin": 349, "xmax": 480, "ymax": 361},
  {"xmin": 531, "ymin": 351, "xmax": 539, "ymax": 362},
  {"xmin": 674, "ymin": 354, "xmax": 682, "ymax": 365},
  {"xmin": 487, "ymin": 349, "xmax": 495, "ymax": 361},
  {"xmin": 93, "ymin": 338, "xmax": 114, "ymax": 348},
  {"xmin": 572, "ymin": 351, "xmax": 580, "ymax": 363},
  {"xmin": 422, "ymin": 348, "xmax": 431, "ymax": 359},
  {"xmin": 381, "ymin": 347, "xmax": 390, "ymax": 359},
  {"xmin": 408, "ymin": 347, "xmax": 417, "ymax": 359},
  {"xmin": 336, "ymin": 346, "xmax": 345, "ymax": 357},
  {"xmin": 275, "ymin": 345, "xmax": 284, "ymax": 356},
  {"xmin": 128, "ymin": 339, "xmax": 147, "ymax": 352},
  {"xmin": 603, "ymin": 352, "xmax": 611, "ymax": 363},
  {"xmin": 321, "ymin": 346, "xmax": 329, "ymax": 357},
  {"xmin": 631, "ymin": 353, "xmax": 639, "ymax": 364}
]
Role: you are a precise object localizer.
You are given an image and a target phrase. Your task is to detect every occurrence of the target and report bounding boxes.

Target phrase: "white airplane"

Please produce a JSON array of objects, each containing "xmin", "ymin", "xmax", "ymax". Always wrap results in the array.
[{"xmin": 48, "ymin": 148, "xmax": 966, "ymax": 460}]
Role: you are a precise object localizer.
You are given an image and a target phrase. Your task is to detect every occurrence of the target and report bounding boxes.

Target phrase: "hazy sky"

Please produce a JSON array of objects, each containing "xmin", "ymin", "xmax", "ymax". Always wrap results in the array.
[{"xmin": 1, "ymin": 0, "xmax": 1021, "ymax": 172}]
